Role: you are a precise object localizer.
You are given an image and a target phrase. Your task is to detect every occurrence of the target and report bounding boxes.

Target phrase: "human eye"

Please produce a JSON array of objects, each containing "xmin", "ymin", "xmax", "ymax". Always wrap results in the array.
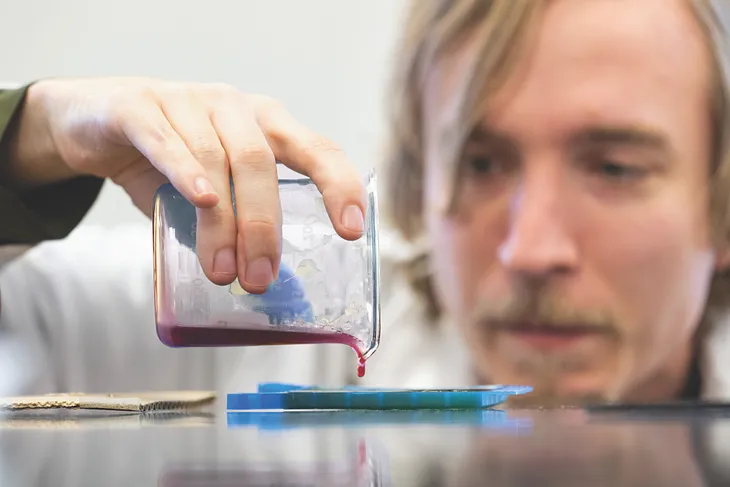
[
  {"xmin": 469, "ymin": 155, "xmax": 499, "ymax": 175},
  {"xmin": 463, "ymin": 152, "xmax": 513, "ymax": 179},
  {"xmin": 591, "ymin": 159, "xmax": 647, "ymax": 182}
]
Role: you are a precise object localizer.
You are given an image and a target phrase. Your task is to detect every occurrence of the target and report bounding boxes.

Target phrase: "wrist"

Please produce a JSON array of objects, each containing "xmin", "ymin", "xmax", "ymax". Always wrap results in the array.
[{"xmin": 1, "ymin": 80, "xmax": 76, "ymax": 191}]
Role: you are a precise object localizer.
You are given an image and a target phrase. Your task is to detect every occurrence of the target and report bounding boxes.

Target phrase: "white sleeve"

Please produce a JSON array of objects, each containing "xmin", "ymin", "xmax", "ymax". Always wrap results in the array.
[{"xmin": 0, "ymin": 223, "xmax": 217, "ymax": 395}]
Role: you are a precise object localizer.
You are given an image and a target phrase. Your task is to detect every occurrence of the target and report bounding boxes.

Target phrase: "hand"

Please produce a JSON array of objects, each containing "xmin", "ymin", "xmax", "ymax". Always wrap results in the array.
[{"xmin": 7, "ymin": 77, "xmax": 366, "ymax": 293}]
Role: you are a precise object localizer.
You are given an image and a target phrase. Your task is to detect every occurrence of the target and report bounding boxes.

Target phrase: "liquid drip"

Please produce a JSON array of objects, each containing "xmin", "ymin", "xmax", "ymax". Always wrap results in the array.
[{"xmin": 158, "ymin": 323, "xmax": 368, "ymax": 378}]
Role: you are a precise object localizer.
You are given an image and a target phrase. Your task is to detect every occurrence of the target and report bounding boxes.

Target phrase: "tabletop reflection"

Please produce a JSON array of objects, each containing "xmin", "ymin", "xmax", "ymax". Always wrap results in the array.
[{"xmin": 0, "ymin": 408, "xmax": 729, "ymax": 486}]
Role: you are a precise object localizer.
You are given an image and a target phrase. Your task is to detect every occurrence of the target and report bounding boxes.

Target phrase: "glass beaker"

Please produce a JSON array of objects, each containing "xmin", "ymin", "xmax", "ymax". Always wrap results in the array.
[{"xmin": 152, "ymin": 170, "xmax": 380, "ymax": 375}]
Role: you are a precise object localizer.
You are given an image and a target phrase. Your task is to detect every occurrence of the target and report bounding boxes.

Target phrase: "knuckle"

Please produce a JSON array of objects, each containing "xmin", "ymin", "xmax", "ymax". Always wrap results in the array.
[
  {"xmin": 207, "ymin": 82, "xmax": 239, "ymax": 99},
  {"xmin": 131, "ymin": 84, "xmax": 159, "ymax": 102},
  {"xmin": 233, "ymin": 145, "xmax": 275, "ymax": 168},
  {"xmin": 158, "ymin": 81, "xmax": 186, "ymax": 97},
  {"xmin": 69, "ymin": 147, "xmax": 101, "ymax": 173},
  {"xmin": 189, "ymin": 137, "xmax": 227, "ymax": 166},
  {"xmin": 321, "ymin": 179, "xmax": 353, "ymax": 200},
  {"xmin": 198, "ymin": 206, "xmax": 237, "ymax": 229},
  {"xmin": 263, "ymin": 123, "xmax": 288, "ymax": 148},
  {"xmin": 266, "ymin": 129, "xmax": 344, "ymax": 164},
  {"xmin": 144, "ymin": 132, "xmax": 189, "ymax": 166},
  {"xmin": 240, "ymin": 217, "xmax": 279, "ymax": 236},
  {"xmin": 160, "ymin": 82, "xmax": 211, "ymax": 106},
  {"xmin": 305, "ymin": 135, "xmax": 343, "ymax": 156},
  {"xmin": 108, "ymin": 92, "xmax": 166, "ymax": 140},
  {"xmin": 251, "ymin": 94, "xmax": 285, "ymax": 112},
  {"xmin": 320, "ymin": 170, "xmax": 365, "ymax": 201},
  {"xmin": 147, "ymin": 122, "xmax": 179, "ymax": 147},
  {"xmin": 299, "ymin": 136, "xmax": 346, "ymax": 177}
]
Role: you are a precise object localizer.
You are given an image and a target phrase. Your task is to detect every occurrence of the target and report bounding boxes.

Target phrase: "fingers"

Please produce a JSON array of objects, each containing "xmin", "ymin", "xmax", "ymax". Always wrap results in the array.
[
  {"xmin": 254, "ymin": 97, "xmax": 367, "ymax": 242},
  {"xmin": 118, "ymin": 84, "xmax": 364, "ymax": 296},
  {"xmin": 213, "ymin": 100, "xmax": 282, "ymax": 294},
  {"xmin": 118, "ymin": 97, "xmax": 220, "ymax": 210},
  {"xmin": 160, "ymin": 94, "xmax": 239, "ymax": 286}
]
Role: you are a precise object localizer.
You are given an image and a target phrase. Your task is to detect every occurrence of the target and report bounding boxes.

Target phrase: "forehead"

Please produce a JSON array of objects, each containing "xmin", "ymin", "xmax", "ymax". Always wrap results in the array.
[{"xmin": 424, "ymin": 0, "xmax": 712, "ymax": 146}]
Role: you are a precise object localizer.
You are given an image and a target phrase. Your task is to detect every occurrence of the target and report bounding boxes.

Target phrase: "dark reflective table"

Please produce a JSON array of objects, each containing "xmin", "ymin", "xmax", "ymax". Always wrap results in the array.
[{"xmin": 1, "ymin": 402, "xmax": 730, "ymax": 486}]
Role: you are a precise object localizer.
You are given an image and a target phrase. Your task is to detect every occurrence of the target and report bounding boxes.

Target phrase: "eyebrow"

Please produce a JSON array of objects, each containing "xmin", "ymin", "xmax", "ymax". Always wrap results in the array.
[
  {"xmin": 569, "ymin": 126, "xmax": 671, "ymax": 152},
  {"xmin": 462, "ymin": 124, "xmax": 672, "ymax": 155},
  {"xmin": 461, "ymin": 125, "xmax": 519, "ymax": 151}
]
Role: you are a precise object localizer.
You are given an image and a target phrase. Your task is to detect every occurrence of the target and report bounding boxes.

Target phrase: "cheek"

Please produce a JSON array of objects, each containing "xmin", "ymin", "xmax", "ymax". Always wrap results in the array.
[
  {"xmin": 426, "ymin": 208, "xmax": 503, "ymax": 318},
  {"xmin": 589, "ymin": 200, "xmax": 714, "ymax": 344}
]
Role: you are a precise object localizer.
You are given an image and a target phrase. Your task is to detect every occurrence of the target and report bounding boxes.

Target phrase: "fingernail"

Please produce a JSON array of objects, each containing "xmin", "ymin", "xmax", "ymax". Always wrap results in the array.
[
  {"xmin": 245, "ymin": 257, "xmax": 274, "ymax": 288},
  {"xmin": 341, "ymin": 205, "xmax": 364, "ymax": 233},
  {"xmin": 213, "ymin": 248, "xmax": 237, "ymax": 276},
  {"xmin": 195, "ymin": 177, "xmax": 217, "ymax": 197}
]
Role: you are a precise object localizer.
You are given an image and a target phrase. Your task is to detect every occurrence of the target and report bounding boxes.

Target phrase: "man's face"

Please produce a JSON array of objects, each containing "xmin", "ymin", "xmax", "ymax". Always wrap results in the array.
[
  {"xmin": 449, "ymin": 416, "xmax": 704, "ymax": 487},
  {"xmin": 424, "ymin": 0, "xmax": 727, "ymax": 402}
]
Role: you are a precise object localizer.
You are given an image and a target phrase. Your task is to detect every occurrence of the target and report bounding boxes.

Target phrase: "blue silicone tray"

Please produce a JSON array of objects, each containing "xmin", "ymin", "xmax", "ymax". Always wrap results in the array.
[
  {"xmin": 227, "ymin": 383, "xmax": 532, "ymax": 411},
  {"xmin": 225, "ymin": 409, "xmax": 536, "ymax": 432}
]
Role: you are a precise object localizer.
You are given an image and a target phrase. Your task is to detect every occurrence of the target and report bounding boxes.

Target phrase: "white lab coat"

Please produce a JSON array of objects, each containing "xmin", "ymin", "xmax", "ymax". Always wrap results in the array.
[
  {"xmin": 2, "ymin": 222, "xmax": 730, "ymax": 401},
  {"xmin": 0, "ymin": 223, "xmax": 473, "ymax": 397}
]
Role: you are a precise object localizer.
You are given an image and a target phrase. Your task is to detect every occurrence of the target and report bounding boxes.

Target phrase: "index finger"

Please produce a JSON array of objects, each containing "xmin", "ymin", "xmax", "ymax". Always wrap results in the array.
[{"xmin": 253, "ymin": 97, "xmax": 367, "ymax": 241}]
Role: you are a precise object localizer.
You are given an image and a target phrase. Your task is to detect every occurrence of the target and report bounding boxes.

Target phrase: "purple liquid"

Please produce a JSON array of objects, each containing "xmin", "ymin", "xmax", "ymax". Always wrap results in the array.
[{"xmin": 157, "ymin": 324, "xmax": 368, "ymax": 377}]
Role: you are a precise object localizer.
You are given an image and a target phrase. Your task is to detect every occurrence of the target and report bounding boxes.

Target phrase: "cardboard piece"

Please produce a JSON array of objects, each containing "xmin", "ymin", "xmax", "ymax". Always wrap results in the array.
[{"xmin": 0, "ymin": 391, "xmax": 216, "ymax": 413}]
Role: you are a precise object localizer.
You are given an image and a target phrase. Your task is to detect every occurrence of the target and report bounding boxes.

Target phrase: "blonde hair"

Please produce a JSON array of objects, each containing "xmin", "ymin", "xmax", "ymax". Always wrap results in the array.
[{"xmin": 383, "ymin": 0, "xmax": 730, "ymax": 321}]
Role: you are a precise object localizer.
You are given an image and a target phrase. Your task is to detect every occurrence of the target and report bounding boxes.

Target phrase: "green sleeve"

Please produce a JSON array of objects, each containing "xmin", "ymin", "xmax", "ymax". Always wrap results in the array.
[{"xmin": 0, "ymin": 85, "xmax": 104, "ymax": 245}]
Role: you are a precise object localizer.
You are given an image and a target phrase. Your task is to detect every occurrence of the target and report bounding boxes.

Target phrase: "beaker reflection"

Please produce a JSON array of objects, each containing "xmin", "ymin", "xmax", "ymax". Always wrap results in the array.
[{"xmin": 158, "ymin": 438, "xmax": 390, "ymax": 487}]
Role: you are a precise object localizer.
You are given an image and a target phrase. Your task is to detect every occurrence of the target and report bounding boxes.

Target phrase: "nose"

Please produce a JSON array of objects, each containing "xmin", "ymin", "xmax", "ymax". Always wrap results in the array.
[{"xmin": 498, "ymin": 175, "xmax": 579, "ymax": 278}]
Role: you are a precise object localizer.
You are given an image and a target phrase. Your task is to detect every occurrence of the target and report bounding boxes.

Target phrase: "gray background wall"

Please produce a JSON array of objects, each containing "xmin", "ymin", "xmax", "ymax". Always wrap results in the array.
[{"xmin": 1, "ymin": 0, "xmax": 406, "ymax": 227}]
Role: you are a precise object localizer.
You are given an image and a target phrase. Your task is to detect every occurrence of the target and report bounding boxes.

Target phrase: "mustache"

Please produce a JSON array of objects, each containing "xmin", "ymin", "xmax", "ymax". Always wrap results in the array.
[{"xmin": 470, "ymin": 287, "xmax": 616, "ymax": 333}]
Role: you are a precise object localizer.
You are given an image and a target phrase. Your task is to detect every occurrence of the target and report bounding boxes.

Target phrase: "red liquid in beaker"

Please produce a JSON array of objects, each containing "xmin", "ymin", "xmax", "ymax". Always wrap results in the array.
[{"xmin": 157, "ymin": 323, "xmax": 368, "ymax": 377}]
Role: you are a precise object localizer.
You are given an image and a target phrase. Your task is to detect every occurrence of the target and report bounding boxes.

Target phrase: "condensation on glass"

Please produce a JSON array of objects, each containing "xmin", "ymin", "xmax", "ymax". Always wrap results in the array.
[{"xmin": 152, "ymin": 170, "xmax": 381, "ymax": 369}]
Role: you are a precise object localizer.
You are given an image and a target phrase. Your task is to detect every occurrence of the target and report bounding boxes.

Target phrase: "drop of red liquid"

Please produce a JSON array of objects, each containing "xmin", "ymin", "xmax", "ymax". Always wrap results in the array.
[{"xmin": 157, "ymin": 322, "xmax": 368, "ymax": 378}]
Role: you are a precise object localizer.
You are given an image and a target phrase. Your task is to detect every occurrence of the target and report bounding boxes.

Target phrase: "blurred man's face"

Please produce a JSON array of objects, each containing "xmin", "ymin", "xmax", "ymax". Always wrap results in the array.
[
  {"xmin": 424, "ymin": 0, "xmax": 729, "ymax": 402},
  {"xmin": 448, "ymin": 416, "xmax": 704, "ymax": 487}
]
